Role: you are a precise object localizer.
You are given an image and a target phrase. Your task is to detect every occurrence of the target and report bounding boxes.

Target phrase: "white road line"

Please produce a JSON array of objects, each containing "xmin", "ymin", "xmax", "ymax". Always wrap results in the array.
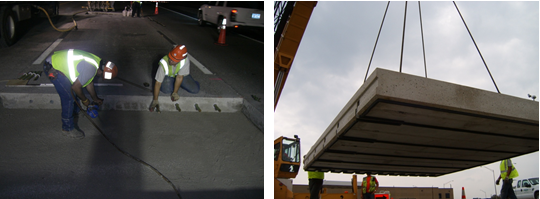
[
  {"xmin": 33, "ymin": 39, "xmax": 63, "ymax": 65},
  {"xmin": 188, "ymin": 53, "xmax": 213, "ymax": 75}
]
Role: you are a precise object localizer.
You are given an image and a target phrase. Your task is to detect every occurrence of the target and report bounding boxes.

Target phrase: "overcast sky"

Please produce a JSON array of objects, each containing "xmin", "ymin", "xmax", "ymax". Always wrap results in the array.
[{"xmin": 273, "ymin": 1, "xmax": 539, "ymax": 199}]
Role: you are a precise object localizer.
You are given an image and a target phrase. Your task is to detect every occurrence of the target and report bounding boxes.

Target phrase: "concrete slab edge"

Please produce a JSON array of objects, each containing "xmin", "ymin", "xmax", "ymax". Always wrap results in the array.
[
  {"xmin": 241, "ymin": 99, "xmax": 263, "ymax": 131},
  {"xmin": 0, "ymin": 93, "xmax": 243, "ymax": 113}
]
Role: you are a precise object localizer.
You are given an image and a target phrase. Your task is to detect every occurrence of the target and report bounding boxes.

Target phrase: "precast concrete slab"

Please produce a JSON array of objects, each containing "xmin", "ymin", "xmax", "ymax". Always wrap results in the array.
[{"xmin": 303, "ymin": 68, "xmax": 538, "ymax": 176}]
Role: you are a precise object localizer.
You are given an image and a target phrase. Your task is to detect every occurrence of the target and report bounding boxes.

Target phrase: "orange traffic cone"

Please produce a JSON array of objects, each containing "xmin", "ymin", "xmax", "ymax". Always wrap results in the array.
[
  {"xmin": 215, "ymin": 17, "xmax": 228, "ymax": 46},
  {"xmin": 461, "ymin": 187, "xmax": 466, "ymax": 199},
  {"xmin": 154, "ymin": 2, "xmax": 158, "ymax": 15}
]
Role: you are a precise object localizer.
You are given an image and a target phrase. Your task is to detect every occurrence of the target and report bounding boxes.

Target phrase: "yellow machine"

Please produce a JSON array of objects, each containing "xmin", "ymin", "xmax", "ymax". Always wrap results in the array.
[
  {"xmin": 274, "ymin": 136, "xmax": 358, "ymax": 199},
  {"xmin": 274, "ymin": 1, "xmax": 317, "ymax": 110}
]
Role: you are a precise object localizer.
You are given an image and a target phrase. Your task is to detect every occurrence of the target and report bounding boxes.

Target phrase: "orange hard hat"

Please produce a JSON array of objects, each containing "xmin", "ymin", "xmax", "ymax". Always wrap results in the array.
[
  {"xmin": 168, "ymin": 45, "xmax": 187, "ymax": 62},
  {"xmin": 103, "ymin": 61, "xmax": 118, "ymax": 80}
]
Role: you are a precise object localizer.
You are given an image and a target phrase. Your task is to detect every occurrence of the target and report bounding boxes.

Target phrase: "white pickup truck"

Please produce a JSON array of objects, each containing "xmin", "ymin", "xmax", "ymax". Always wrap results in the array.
[
  {"xmin": 513, "ymin": 177, "xmax": 539, "ymax": 199},
  {"xmin": 197, "ymin": 1, "xmax": 263, "ymax": 31}
]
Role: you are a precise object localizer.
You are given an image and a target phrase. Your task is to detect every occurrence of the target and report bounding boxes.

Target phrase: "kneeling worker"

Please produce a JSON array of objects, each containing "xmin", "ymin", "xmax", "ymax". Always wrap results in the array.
[
  {"xmin": 43, "ymin": 49, "xmax": 118, "ymax": 139},
  {"xmin": 150, "ymin": 45, "xmax": 199, "ymax": 112}
]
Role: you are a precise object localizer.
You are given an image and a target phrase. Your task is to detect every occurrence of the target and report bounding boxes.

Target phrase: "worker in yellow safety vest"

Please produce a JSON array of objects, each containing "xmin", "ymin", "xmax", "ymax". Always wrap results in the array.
[
  {"xmin": 361, "ymin": 172, "xmax": 379, "ymax": 199},
  {"xmin": 43, "ymin": 49, "xmax": 118, "ymax": 139},
  {"xmin": 496, "ymin": 159, "xmax": 519, "ymax": 199},
  {"xmin": 308, "ymin": 171, "xmax": 324, "ymax": 199},
  {"xmin": 149, "ymin": 45, "xmax": 200, "ymax": 112}
]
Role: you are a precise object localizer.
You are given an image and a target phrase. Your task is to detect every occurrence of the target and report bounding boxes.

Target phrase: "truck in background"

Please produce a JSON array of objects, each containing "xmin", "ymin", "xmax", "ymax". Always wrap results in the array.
[
  {"xmin": 514, "ymin": 177, "xmax": 539, "ymax": 199},
  {"xmin": 198, "ymin": 1, "xmax": 263, "ymax": 32},
  {"xmin": 0, "ymin": 2, "xmax": 59, "ymax": 47}
]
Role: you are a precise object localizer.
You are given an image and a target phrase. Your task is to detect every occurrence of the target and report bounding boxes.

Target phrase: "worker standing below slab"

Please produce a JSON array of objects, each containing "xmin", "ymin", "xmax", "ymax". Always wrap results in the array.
[
  {"xmin": 361, "ymin": 172, "xmax": 379, "ymax": 199},
  {"xmin": 149, "ymin": 45, "xmax": 200, "ymax": 112},
  {"xmin": 43, "ymin": 49, "xmax": 118, "ymax": 139},
  {"xmin": 308, "ymin": 171, "xmax": 324, "ymax": 199},
  {"xmin": 496, "ymin": 159, "xmax": 519, "ymax": 199}
]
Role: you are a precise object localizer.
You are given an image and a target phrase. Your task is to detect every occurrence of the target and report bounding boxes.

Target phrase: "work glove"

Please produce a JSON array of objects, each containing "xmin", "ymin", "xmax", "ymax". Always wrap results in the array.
[
  {"xmin": 149, "ymin": 100, "xmax": 159, "ymax": 112},
  {"xmin": 171, "ymin": 93, "xmax": 180, "ymax": 101}
]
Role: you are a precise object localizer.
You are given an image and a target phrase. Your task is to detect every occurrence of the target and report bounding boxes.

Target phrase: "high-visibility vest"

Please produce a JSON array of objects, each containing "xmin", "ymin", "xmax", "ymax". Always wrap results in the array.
[
  {"xmin": 362, "ymin": 176, "xmax": 378, "ymax": 194},
  {"xmin": 159, "ymin": 55, "xmax": 186, "ymax": 77},
  {"xmin": 307, "ymin": 171, "xmax": 324, "ymax": 179},
  {"xmin": 51, "ymin": 49, "xmax": 100, "ymax": 87},
  {"xmin": 500, "ymin": 159, "xmax": 519, "ymax": 179}
]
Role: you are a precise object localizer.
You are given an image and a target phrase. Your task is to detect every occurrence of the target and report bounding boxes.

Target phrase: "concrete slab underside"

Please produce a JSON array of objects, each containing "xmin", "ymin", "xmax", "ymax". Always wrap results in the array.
[{"xmin": 303, "ymin": 68, "xmax": 538, "ymax": 177}]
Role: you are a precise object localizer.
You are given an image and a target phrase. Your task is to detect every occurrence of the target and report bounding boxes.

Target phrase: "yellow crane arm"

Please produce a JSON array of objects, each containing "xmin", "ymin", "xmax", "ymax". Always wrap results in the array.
[{"xmin": 274, "ymin": 1, "xmax": 317, "ymax": 110}]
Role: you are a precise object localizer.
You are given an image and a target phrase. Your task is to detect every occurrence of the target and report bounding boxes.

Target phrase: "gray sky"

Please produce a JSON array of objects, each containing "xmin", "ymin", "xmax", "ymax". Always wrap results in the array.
[{"xmin": 273, "ymin": 1, "xmax": 539, "ymax": 199}]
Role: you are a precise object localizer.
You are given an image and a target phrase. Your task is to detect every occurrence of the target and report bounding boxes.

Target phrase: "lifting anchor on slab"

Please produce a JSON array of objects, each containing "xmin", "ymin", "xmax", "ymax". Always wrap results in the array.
[
  {"xmin": 175, "ymin": 103, "xmax": 181, "ymax": 112},
  {"xmin": 213, "ymin": 104, "xmax": 221, "ymax": 112}
]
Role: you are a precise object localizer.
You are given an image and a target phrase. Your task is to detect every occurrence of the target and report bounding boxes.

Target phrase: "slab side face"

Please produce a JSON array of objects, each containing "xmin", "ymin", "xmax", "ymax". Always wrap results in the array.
[{"xmin": 304, "ymin": 68, "xmax": 539, "ymax": 176}]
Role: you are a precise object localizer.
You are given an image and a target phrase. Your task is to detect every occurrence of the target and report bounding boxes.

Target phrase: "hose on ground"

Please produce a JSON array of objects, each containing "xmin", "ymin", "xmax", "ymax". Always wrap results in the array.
[{"xmin": 35, "ymin": 5, "xmax": 86, "ymax": 32}]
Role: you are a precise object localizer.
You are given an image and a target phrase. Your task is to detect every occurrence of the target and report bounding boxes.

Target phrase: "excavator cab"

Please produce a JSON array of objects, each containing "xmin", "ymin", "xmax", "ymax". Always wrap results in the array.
[{"xmin": 274, "ymin": 135, "xmax": 301, "ymax": 178}]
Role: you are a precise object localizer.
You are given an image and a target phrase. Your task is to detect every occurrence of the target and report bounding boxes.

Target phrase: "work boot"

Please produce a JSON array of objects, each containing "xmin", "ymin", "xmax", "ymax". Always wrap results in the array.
[{"xmin": 62, "ymin": 129, "xmax": 84, "ymax": 139}]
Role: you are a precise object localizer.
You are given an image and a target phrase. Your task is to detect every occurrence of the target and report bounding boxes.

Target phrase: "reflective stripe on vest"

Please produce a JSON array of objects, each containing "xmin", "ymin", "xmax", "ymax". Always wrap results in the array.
[
  {"xmin": 67, "ymin": 49, "xmax": 99, "ymax": 81},
  {"xmin": 500, "ymin": 159, "xmax": 519, "ymax": 179},
  {"xmin": 51, "ymin": 49, "xmax": 100, "ymax": 87},
  {"xmin": 159, "ymin": 56, "xmax": 186, "ymax": 77},
  {"xmin": 362, "ymin": 176, "xmax": 377, "ymax": 193}
]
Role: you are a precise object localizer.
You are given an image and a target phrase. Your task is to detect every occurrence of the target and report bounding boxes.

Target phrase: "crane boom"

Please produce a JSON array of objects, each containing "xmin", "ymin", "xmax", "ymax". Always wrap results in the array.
[{"xmin": 274, "ymin": 1, "xmax": 317, "ymax": 110}]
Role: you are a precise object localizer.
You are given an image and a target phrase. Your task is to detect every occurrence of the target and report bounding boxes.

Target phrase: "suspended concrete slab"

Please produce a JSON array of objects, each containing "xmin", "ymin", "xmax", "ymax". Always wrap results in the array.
[{"xmin": 303, "ymin": 68, "xmax": 538, "ymax": 177}]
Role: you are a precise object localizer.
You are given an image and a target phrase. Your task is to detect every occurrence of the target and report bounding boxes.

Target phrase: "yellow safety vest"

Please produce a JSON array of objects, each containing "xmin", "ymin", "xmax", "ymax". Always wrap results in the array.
[
  {"xmin": 500, "ymin": 159, "xmax": 519, "ymax": 179},
  {"xmin": 159, "ymin": 55, "xmax": 186, "ymax": 77},
  {"xmin": 362, "ymin": 176, "xmax": 378, "ymax": 194},
  {"xmin": 308, "ymin": 171, "xmax": 324, "ymax": 179},
  {"xmin": 51, "ymin": 49, "xmax": 100, "ymax": 87}
]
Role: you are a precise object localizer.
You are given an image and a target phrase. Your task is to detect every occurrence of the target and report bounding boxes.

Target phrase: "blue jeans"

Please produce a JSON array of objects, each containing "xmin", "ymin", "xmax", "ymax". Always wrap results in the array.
[
  {"xmin": 160, "ymin": 74, "xmax": 200, "ymax": 94},
  {"xmin": 501, "ymin": 179, "xmax": 517, "ymax": 199},
  {"xmin": 44, "ymin": 63, "xmax": 80, "ymax": 131}
]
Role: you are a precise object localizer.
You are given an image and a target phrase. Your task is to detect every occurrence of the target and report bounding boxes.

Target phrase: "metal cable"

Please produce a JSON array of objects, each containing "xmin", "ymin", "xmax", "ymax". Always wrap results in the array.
[
  {"xmin": 418, "ymin": 2, "xmax": 427, "ymax": 78},
  {"xmin": 399, "ymin": 1, "xmax": 408, "ymax": 73},
  {"xmin": 364, "ymin": 1, "xmax": 391, "ymax": 83},
  {"xmin": 453, "ymin": 1, "xmax": 500, "ymax": 93}
]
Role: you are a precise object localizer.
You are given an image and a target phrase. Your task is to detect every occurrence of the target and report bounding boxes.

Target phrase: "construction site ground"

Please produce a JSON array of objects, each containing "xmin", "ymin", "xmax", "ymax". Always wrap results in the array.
[{"xmin": 0, "ymin": 2, "xmax": 263, "ymax": 198}]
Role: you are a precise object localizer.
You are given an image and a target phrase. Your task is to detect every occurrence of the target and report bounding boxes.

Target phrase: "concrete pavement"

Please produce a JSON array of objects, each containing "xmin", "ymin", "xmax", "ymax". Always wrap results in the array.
[
  {"xmin": 0, "ymin": 106, "xmax": 263, "ymax": 199},
  {"xmin": 0, "ymin": 2, "xmax": 264, "ymax": 198}
]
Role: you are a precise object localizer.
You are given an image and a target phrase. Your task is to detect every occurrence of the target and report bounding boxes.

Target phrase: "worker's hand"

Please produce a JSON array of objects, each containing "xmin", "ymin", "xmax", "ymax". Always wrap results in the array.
[
  {"xmin": 149, "ymin": 100, "xmax": 159, "ymax": 112},
  {"xmin": 496, "ymin": 179, "xmax": 500, "ymax": 185},
  {"xmin": 171, "ymin": 93, "xmax": 180, "ymax": 101},
  {"xmin": 93, "ymin": 97, "xmax": 103, "ymax": 106}
]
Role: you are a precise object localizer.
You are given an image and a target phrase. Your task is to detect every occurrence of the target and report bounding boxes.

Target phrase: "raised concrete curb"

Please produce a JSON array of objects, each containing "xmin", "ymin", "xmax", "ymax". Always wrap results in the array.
[{"xmin": 0, "ymin": 93, "xmax": 243, "ymax": 112}]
